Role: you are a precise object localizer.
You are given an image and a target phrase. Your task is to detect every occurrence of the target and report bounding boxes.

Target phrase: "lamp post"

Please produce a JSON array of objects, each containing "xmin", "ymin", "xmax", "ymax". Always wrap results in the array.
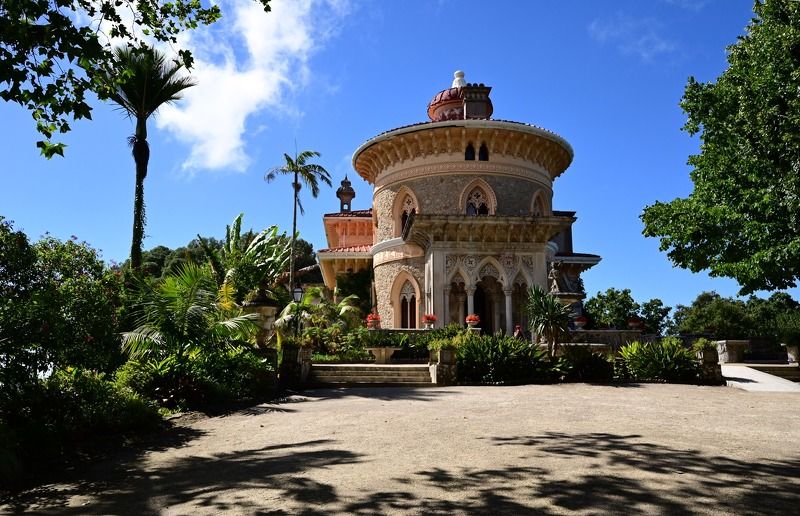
[{"xmin": 292, "ymin": 285, "xmax": 303, "ymax": 338}]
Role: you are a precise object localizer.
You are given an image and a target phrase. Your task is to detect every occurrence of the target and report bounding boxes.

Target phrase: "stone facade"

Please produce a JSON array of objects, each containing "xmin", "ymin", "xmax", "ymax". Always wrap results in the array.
[{"xmin": 318, "ymin": 72, "xmax": 600, "ymax": 332}]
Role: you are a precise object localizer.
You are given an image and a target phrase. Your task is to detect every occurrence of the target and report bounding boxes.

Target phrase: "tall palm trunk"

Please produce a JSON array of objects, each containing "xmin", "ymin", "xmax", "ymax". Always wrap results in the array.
[
  {"xmin": 130, "ymin": 118, "xmax": 150, "ymax": 271},
  {"xmin": 289, "ymin": 171, "xmax": 299, "ymax": 289}
]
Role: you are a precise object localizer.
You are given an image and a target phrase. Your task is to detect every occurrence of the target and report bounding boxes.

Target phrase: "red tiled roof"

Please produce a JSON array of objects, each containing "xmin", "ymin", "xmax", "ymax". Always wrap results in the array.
[
  {"xmin": 323, "ymin": 209, "xmax": 372, "ymax": 218},
  {"xmin": 318, "ymin": 245, "xmax": 372, "ymax": 254}
]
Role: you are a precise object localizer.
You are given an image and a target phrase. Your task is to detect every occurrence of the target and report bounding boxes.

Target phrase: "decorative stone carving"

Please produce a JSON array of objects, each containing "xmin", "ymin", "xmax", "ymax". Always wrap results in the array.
[
  {"xmin": 445, "ymin": 254, "xmax": 457, "ymax": 273},
  {"xmin": 548, "ymin": 262, "xmax": 560, "ymax": 293},
  {"xmin": 500, "ymin": 253, "xmax": 516, "ymax": 273},
  {"xmin": 463, "ymin": 255, "xmax": 478, "ymax": 271},
  {"xmin": 521, "ymin": 255, "xmax": 534, "ymax": 271},
  {"xmin": 479, "ymin": 263, "xmax": 500, "ymax": 280}
]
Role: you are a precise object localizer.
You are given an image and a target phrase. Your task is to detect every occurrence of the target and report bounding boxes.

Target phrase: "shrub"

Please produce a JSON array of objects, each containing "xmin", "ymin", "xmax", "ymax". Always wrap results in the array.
[
  {"xmin": 559, "ymin": 345, "xmax": 615, "ymax": 382},
  {"xmin": 619, "ymin": 338, "xmax": 700, "ymax": 383},
  {"xmin": 115, "ymin": 346, "xmax": 276, "ymax": 409},
  {"xmin": 1, "ymin": 369, "xmax": 160, "ymax": 488},
  {"xmin": 457, "ymin": 333, "xmax": 551, "ymax": 384}
]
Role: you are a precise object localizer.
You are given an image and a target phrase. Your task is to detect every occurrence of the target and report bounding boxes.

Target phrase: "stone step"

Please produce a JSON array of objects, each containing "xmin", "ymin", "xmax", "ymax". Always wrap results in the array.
[
  {"xmin": 311, "ymin": 364, "xmax": 432, "ymax": 386},
  {"xmin": 743, "ymin": 363, "xmax": 800, "ymax": 382},
  {"xmin": 312, "ymin": 370, "xmax": 430, "ymax": 378},
  {"xmin": 313, "ymin": 375, "xmax": 430, "ymax": 383},
  {"xmin": 313, "ymin": 365, "xmax": 429, "ymax": 371}
]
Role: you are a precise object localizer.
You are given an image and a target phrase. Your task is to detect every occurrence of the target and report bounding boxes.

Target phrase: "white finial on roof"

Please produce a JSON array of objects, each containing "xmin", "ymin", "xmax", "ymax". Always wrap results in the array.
[{"xmin": 452, "ymin": 70, "xmax": 466, "ymax": 88}]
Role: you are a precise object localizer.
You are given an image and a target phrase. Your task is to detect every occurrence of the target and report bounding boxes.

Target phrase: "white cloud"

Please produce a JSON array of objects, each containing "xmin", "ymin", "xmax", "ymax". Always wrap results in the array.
[
  {"xmin": 155, "ymin": 0, "xmax": 350, "ymax": 173},
  {"xmin": 588, "ymin": 13, "xmax": 675, "ymax": 62},
  {"xmin": 662, "ymin": 0, "xmax": 710, "ymax": 11}
]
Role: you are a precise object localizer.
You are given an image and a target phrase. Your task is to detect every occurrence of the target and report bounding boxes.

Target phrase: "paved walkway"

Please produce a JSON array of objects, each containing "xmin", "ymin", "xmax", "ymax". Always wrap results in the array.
[
  {"xmin": 4, "ymin": 384, "xmax": 800, "ymax": 515},
  {"xmin": 721, "ymin": 364, "xmax": 800, "ymax": 392}
]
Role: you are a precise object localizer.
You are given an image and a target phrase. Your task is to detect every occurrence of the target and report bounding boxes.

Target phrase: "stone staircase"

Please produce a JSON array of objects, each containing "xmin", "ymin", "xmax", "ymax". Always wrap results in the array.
[
  {"xmin": 744, "ymin": 363, "xmax": 800, "ymax": 382},
  {"xmin": 311, "ymin": 364, "xmax": 432, "ymax": 386}
]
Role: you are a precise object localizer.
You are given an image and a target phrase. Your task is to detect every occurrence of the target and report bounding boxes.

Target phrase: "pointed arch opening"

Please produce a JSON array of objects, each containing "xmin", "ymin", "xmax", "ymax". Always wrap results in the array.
[
  {"xmin": 531, "ymin": 191, "xmax": 549, "ymax": 217},
  {"xmin": 465, "ymin": 142, "xmax": 475, "ymax": 161},
  {"xmin": 393, "ymin": 187, "xmax": 419, "ymax": 237},
  {"xmin": 478, "ymin": 142, "xmax": 489, "ymax": 161},
  {"xmin": 459, "ymin": 178, "xmax": 497, "ymax": 216},
  {"xmin": 391, "ymin": 272, "xmax": 420, "ymax": 329}
]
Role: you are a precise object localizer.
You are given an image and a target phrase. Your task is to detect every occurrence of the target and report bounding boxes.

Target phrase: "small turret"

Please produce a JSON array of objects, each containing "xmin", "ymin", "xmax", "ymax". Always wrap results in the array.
[{"xmin": 336, "ymin": 175, "xmax": 356, "ymax": 212}]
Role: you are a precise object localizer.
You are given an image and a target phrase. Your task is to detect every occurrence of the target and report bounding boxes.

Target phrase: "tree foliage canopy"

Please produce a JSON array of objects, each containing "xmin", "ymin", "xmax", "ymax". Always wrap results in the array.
[
  {"xmin": 0, "ymin": 0, "xmax": 271, "ymax": 157},
  {"xmin": 641, "ymin": 0, "xmax": 800, "ymax": 294},
  {"xmin": 584, "ymin": 288, "xmax": 672, "ymax": 335}
]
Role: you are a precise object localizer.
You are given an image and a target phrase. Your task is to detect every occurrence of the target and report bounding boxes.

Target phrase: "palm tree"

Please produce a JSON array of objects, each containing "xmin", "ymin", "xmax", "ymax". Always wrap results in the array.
[
  {"xmin": 106, "ymin": 46, "xmax": 196, "ymax": 271},
  {"xmin": 265, "ymin": 151, "xmax": 331, "ymax": 290},
  {"xmin": 274, "ymin": 286, "xmax": 361, "ymax": 347},
  {"xmin": 524, "ymin": 285, "xmax": 573, "ymax": 358},
  {"xmin": 121, "ymin": 263, "xmax": 258, "ymax": 362}
]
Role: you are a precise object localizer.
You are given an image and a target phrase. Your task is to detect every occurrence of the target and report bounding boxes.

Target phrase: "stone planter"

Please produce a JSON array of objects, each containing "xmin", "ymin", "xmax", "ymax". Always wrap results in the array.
[
  {"xmin": 715, "ymin": 340, "xmax": 749, "ymax": 363},
  {"xmin": 242, "ymin": 300, "xmax": 278, "ymax": 348},
  {"xmin": 782, "ymin": 343, "xmax": 799, "ymax": 363},
  {"xmin": 430, "ymin": 348, "xmax": 457, "ymax": 385},
  {"xmin": 697, "ymin": 347, "xmax": 719, "ymax": 364},
  {"xmin": 424, "ymin": 322, "xmax": 434, "ymax": 330},
  {"xmin": 367, "ymin": 319, "xmax": 381, "ymax": 330}
]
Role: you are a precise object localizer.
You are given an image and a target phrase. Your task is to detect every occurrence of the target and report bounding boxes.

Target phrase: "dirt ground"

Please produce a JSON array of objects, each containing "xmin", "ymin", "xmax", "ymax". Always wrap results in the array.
[{"xmin": 4, "ymin": 383, "xmax": 800, "ymax": 515}]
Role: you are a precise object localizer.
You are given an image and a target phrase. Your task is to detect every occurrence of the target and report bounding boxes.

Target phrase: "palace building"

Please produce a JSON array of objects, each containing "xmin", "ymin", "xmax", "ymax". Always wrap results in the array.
[{"xmin": 318, "ymin": 71, "xmax": 600, "ymax": 333}]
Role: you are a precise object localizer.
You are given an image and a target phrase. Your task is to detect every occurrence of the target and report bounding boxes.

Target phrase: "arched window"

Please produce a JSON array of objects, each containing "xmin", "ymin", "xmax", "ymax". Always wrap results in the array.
[
  {"xmin": 465, "ymin": 143, "xmax": 475, "ymax": 161},
  {"xmin": 533, "ymin": 196, "xmax": 545, "ymax": 217},
  {"xmin": 394, "ymin": 187, "xmax": 417, "ymax": 237},
  {"xmin": 466, "ymin": 188, "xmax": 490, "ymax": 216},
  {"xmin": 399, "ymin": 280, "xmax": 417, "ymax": 328},
  {"xmin": 478, "ymin": 143, "xmax": 489, "ymax": 161}
]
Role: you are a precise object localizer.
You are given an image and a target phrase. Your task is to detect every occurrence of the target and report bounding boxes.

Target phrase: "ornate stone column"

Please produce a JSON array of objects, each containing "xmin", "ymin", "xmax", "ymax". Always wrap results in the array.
[
  {"xmin": 466, "ymin": 286, "xmax": 476, "ymax": 320},
  {"xmin": 457, "ymin": 293, "xmax": 466, "ymax": 325},
  {"xmin": 443, "ymin": 286, "xmax": 451, "ymax": 325},
  {"xmin": 504, "ymin": 288, "xmax": 514, "ymax": 334}
]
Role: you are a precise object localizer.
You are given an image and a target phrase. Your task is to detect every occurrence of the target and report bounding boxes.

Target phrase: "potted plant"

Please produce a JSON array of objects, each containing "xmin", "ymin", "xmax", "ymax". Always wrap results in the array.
[
  {"xmin": 573, "ymin": 315, "xmax": 588, "ymax": 330},
  {"xmin": 428, "ymin": 337, "xmax": 459, "ymax": 365},
  {"xmin": 465, "ymin": 314, "xmax": 480, "ymax": 328},
  {"xmin": 422, "ymin": 313, "xmax": 437, "ymax": 329},
  {"xmin": 627, "ymin": 316, "xmax": 643, "ymax": 330},
  {"xmin": 366, "ymin": 312, "xmax": 381, "ymax": 330},
  {"xmin": 693, "ymin": 338, "xmax": 718, "ymax": 364}
]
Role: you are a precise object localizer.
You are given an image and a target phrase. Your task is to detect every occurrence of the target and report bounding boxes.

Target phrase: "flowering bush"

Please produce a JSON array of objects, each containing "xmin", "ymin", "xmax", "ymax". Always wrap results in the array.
[
  {"xmin": 366, "ymin": 313, "xmax": 381, "ymax": 322},
  {"xmin": 465, "ymin": 314, "xmax": 480, "ymax": 324},
  {"xmin": 422, "ymin": 314, "xmax": 437, "ymax": 323}
]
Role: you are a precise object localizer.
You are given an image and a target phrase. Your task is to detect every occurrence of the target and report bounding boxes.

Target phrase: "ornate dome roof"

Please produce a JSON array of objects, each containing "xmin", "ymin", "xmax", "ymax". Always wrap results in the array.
[{"xmin": 426, "ymin": 71, "xmax": 493, "ymax": 121}]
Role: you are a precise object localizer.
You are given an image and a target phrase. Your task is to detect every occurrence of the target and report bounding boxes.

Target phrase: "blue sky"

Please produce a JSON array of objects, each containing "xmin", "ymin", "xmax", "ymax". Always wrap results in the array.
[{"xmin": 2, "ymin": 0, "xmax": 792, "ymax": 309}]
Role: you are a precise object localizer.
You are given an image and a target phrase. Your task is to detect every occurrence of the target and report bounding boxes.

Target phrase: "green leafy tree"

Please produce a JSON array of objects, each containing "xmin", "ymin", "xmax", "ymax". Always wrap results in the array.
[
  {"xmin": 639, "ymin": 298, "xmax": 672, "ymax": 335},
  {"xmin": 584, "ymin": 288, "xmax": 640, "ymax": 329},
  {"xmin": 524, "ymin": 285, "xmax": 572, "ymax": 358},
  {"xmin": 641, "ymin": 0, "xmax": 800, "ymax": 294},
  {"xmin": 103, "ymin": 46, "xmax": 196, "ymax": 271},
  {"xmin": 0, "ymin": 0, "xmax": 271, "ymax": 157},
  {"xmin": 672, "ymin": 292, "xmax": 752, "ymax": 339},
  {"xmin": 265, "ymin": 151, "xmax": 332, "ymax": 290},
  {"xmin": 1, "ymin": 218, "xmax": 122, "ymax": 418}
]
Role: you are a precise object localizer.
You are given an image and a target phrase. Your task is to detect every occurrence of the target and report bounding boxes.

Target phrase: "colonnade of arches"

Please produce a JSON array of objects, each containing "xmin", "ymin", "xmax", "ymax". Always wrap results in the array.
[{"xmin": 389, "ymin": 259, "xmax": 533, "ymax": 333}]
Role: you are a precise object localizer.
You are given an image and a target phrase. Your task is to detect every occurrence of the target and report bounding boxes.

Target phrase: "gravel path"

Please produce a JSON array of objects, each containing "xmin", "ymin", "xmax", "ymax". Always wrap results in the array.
[{"xmin": 5, "ymin": 384, "xmax": 800, "ymax": 515}]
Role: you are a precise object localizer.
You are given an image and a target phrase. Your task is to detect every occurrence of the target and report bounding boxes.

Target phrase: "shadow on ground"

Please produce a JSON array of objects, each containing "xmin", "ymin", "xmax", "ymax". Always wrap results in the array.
[
  {"xmin": 6, "ymin": 429, "xmax": 800, "ymax": 514},
  {"xmin": 301, "ymin": 386, "xmax": 458, "ymax": 402}
]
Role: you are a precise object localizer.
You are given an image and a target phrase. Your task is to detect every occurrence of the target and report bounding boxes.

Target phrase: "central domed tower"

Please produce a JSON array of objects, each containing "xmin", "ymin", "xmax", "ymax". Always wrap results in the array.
[{"xmin": 329, "ymin": 72, "xmax": 599, "ymax": 332}]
